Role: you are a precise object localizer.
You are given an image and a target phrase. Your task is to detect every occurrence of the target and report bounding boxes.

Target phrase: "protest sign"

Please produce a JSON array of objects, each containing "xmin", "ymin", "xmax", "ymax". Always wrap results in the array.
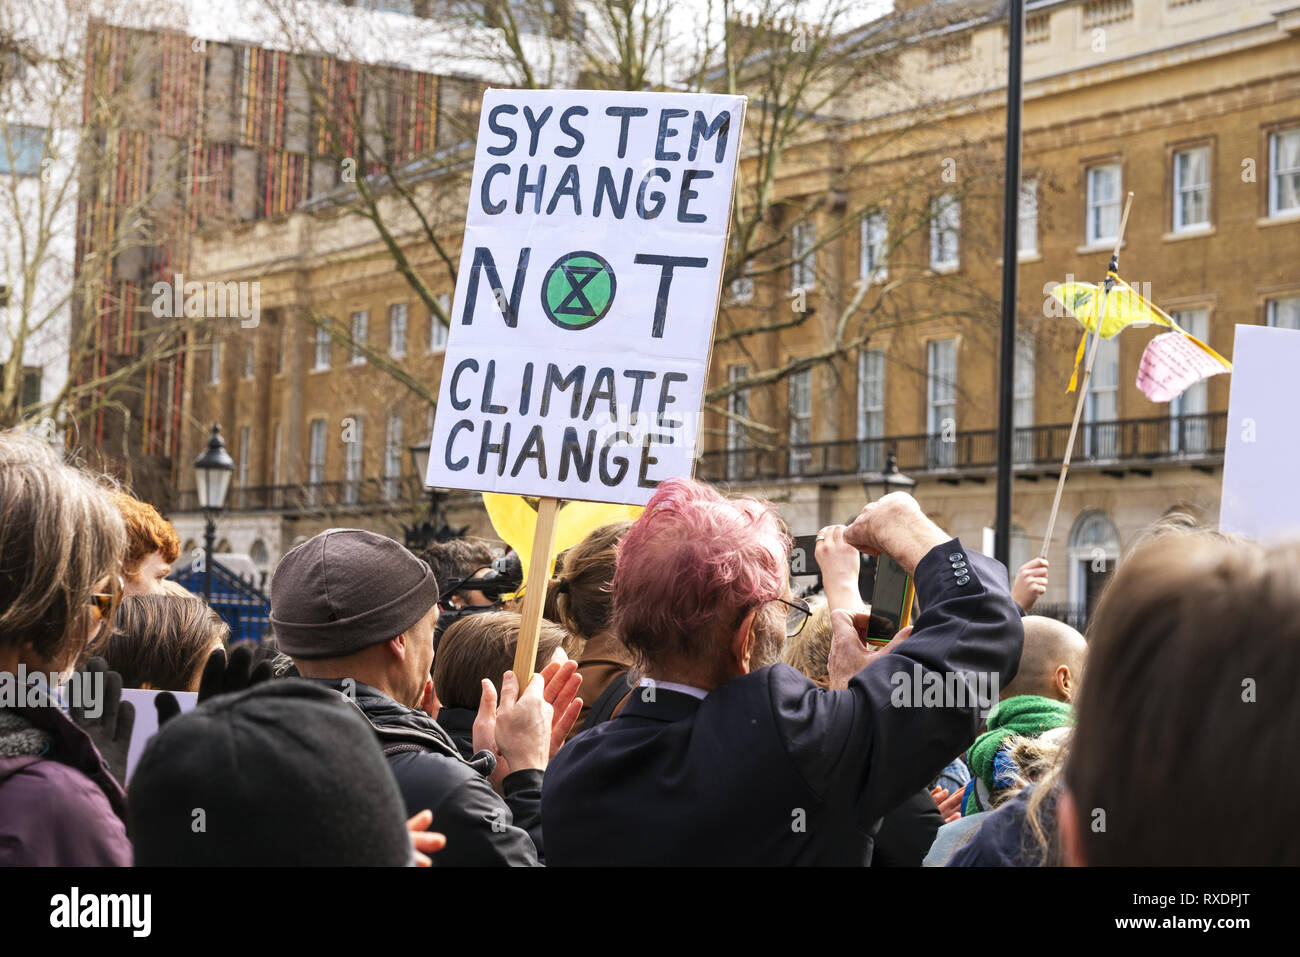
[
  {"xmin": 1219, "ymin": 324, "xmax": 1300, "ymax": 542},
  {"xmin": 423, "ymin": 88, "xmax": 746, "ymax": 678},
  {"xmin": 425, "ymin": 88, "xmax": 747, "ymax": 507},
  {"xmin": 121, "ymin": 688, "xmax": 198, "ymax": 783}
]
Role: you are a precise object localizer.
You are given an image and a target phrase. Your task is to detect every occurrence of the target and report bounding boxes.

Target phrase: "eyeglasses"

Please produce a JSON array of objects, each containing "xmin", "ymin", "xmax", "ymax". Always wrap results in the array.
[{"xmin": 773, "ymin": 596, "xmax": 812, "ymax": 639}]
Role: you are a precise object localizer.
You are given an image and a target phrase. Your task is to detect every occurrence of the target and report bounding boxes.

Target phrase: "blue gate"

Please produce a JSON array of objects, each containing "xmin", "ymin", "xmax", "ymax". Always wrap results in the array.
[{"xmin": 170, "ymin": 559, "xmax": 271, "ymax": 643}]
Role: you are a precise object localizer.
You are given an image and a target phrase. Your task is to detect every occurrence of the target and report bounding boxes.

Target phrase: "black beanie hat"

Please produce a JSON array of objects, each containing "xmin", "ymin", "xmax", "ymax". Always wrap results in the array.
[
  {"xmin": 128, "ymin": 680, "xmax": 413, "ymax": 866},
  {"xmin": 269, "ymin": 528, "xmax": 439, "ymax": 659}
]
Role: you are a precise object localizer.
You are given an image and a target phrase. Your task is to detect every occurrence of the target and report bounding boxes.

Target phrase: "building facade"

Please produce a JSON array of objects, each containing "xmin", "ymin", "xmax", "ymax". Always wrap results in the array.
[
  {"xmin": 173, "ymin": 0, "xmax": 1300, "ymax": 620},
  {"xmin": 66, "ymin": 0, "xmax": 569, "ymax": 503}
]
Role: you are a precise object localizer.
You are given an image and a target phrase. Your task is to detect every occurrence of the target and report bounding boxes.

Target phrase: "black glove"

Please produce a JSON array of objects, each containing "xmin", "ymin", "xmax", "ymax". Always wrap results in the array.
[
  {"xmin": 155, "ymin": 690, "xmax": 182, "ymax": 726},
  {"xmin": 198, "ymin": 644, "xmax": 273, "ymax": 703},
  {"xmin": 68, "ymin": 657, "xmax": 135, "ymax": 787}
]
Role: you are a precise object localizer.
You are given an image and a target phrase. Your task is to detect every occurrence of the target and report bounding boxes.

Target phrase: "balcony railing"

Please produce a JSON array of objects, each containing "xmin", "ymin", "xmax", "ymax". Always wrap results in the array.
[
  {"xmin": 698, "ymin": 412, "xmax": 1226, "ymax": 484},
  {"xmin": 175, "ymin": 414, "xmax": 1226, "ymax": 513},
  {"xmin": 173, "ymin": 475, "xmax": 429, "ymax": 513}
]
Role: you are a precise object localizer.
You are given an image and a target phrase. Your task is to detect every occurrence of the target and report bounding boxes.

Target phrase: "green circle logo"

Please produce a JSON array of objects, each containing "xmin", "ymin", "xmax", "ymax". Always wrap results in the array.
[{"xmin": 541, "ymin": 251, "xmax": 616, "ymax": 331}]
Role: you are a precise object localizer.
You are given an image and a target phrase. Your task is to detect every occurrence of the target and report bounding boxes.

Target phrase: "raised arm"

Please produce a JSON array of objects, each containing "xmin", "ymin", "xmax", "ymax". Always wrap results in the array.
[{"xmin": 776, "ymin": 493, "xmax": 1024, "ymax": 824}]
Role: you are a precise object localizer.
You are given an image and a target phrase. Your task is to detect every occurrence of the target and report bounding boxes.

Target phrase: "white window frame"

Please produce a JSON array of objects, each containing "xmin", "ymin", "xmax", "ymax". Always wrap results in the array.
[
  {"xmin": 1169, "ymin": 309, "xmax": 1209, "ymax": 454},
  {"xmin": 1266, "ymin": 296, "xmax": 1300, "ymax": 330},
  {"xmin": 238, "ymin": 425, "xmax": 250, "ymax": 488},
  {"xmin": 926, "ymin": 338, "xmax": 957, "ymax": 468},
  {"xmin": 308, "ymin": 418, "xmax": 327, "ymax": 494},
  {"xmin": 1086, "ymin": 163, "xmax": 1121, "ymax": 246},
  {"xmin": 1083, "ymin": 334, "xmax": 1119, "ymax": 458},
  {"xmin": 726, "ymin": 364, "xmax": 749, "ymax": 479},
  {"xmin": 861, "ymin": 211, "xmax": 888, "ymax": 282},
  {"xmin": 389, "ymin": 303, "xmax": 407, "ymax": 358},
  {"xmin": 384, "ymin": 411, "xmax": 403, "ymax": 501},
  {"xmin": 1269, "ymin": 128, "xmax": 1300, "ymax": 218},
  {"xmin": 1172, "ymin": 146, "xmax": 1211, "ymax": 233},
  {"xmin": 208, "ymin": 338, "xmax": 222, "ymax": 385},
  {"xmin": 729, "ymin": 276, "xmax": 754, "ymax": 303},
  {"xmin": 1067, "ymin": 510, "xmax": 1120, "ymax": 612},
  {"xmin": 1013, "ymin": 335, "xmax": 1035, "ymax": 463},
  {"xmin": 350, "ymin": 311, "xmax": 368, "ymax": 365},
  {"xmin": 344, "ymin": 416, "xmax": 364, "ymax": 504},
  {"xmin": 430, "ymin": 295, "xmax": 450, "ymax": 352},
  {"xmin": 1018, "ymin": 178, "xmax": 1038, "ymax": 256},
  {"xmin": 314, "ymin": 323, "xmax": 331, "ymax": 371},
  {"xmin": 271, "ymin": 422, "xmax": 282, "ymax": 486},
  {"xmin": 788, "ymin": 368, "xmax": 813, "ymax": 475},
  {"xmin": 242, "ymin": 342, "xmax": 255, "ymax": 379},
  {"xmin": 791, "ymin": 221, "xmax": 816, "ymax": 291},
  {"xmin": 930, "ymin": 194, "xmax": 960, "ymax": 270},
  {"xmin": 857, "ymin": 348, "xmax": 885, "ymax": 472}
]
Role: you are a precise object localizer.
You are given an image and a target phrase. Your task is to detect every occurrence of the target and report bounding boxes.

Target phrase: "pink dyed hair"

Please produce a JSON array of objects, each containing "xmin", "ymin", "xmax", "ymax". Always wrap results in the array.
[{"xmin": 612, "ymin": 477, "xmax": 790, "ymax": 672}]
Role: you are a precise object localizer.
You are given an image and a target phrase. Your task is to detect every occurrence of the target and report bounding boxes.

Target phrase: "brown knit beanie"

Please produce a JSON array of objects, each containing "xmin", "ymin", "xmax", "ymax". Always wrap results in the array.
[{"xmin": 270, "ymin": 528, "xmax": 439, "ymax": 659}]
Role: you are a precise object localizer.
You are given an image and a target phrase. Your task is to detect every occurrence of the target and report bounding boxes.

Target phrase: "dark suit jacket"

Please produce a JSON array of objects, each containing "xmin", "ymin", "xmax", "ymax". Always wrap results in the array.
[{"xmin": 542, "ymin": 538, "xmax": 1022, "ymax": 866}]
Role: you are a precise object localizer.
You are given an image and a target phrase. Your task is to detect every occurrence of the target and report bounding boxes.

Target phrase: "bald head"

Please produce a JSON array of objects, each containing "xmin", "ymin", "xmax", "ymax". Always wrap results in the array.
[{"xmin": 1003, "ymin": 615, "xmax": 1088, "ymax": 702}]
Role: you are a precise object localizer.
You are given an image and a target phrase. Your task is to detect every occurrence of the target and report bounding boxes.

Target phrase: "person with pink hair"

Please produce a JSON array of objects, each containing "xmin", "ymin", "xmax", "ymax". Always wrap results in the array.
[{"xmin": 542, "ymin": 477, "xmax": 1024, "ymax": 865}]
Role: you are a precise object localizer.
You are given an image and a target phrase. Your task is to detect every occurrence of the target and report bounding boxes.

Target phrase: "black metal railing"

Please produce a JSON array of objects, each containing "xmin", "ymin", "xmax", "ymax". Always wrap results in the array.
[
  {"xmin": 173, "ymin": 475, "xmax": 428, "ymax": 513},
  {"xmin": 1033, "ymin": 602, "xmax": 1092, "ymax": 634},
  {"xmin": 698, "ymin": 412, "xmax": 1226, "ymax": 484},
  {"xmin": 174, "ymin": 414, "xmax": 1227, "ymax": 512}
]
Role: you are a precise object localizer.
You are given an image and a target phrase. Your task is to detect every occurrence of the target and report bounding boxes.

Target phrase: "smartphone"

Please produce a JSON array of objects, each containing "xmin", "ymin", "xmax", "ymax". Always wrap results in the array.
[{"xmin": 865, "ymin": 555, "xmax": 915, "ymax": 644}]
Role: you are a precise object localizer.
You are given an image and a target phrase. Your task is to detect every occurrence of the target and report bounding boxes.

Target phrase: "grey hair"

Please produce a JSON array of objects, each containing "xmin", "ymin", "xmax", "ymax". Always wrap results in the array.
[{"xmin": 0, "ymin": 429, "xmax": 126, "ymax": 668}]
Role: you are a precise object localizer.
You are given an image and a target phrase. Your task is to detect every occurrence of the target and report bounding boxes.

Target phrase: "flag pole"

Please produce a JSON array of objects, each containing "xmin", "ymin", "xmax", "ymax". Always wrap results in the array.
[{"xmin": 1038, "ymin": 191, "xmax": 1135, "ymax": 559}]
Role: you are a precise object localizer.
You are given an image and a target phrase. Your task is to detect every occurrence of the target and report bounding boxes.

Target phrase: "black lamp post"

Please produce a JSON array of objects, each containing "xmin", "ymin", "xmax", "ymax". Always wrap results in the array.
[
  {"xmin": 863, "ymin": 450, "xmax": 916, "ymax": 502},
  {"xmin": 193, "ymin": 423, "xmax": 234, "ymax": 605},
  {"xmin": 405, "ymin": 438, "xmax": 464, "ymax": 551}
]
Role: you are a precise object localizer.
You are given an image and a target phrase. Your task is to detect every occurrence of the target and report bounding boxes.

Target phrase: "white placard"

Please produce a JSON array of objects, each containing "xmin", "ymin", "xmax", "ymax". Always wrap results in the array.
[
  {"xmin": 121, "ymin": 688, "xmax": 199, "ymax": 784},
  {"xmin": 1219, "ymin": 325, "xmax": 1300, "ymax": 542},
  {"xmin": 425, "ymin": 89, "xmax": 747, "ymax": 505}
]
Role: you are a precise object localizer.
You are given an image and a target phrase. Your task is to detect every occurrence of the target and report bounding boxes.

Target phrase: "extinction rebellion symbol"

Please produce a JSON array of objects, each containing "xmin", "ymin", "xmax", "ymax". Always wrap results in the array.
[{"xmin": 541, "ymin": 251, "xmax": 616, "ymax": 331}]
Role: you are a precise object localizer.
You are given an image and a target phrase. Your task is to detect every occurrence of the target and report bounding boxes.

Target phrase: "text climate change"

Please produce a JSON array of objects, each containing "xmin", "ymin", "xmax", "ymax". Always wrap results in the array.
[{"xmin": 426, "ymin": 89, "xmax": 747, "ymax": 506}]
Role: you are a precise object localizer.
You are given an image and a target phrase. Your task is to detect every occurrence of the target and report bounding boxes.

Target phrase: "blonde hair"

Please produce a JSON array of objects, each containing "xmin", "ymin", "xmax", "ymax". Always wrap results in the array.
[
  {"xmin": 544, "ymin": 522, "xmax": 630, "ymax": 656},
  {"xmin": 991, "ymin": 726, "xmax": 1072, "ymax": 809},
  {"xmin": 0, "ymin": 429, "xmax": 126, "ymax": 668},
  {"xmin": 781, "ymin": 596, "xmax": 832, "ymax": 687}
]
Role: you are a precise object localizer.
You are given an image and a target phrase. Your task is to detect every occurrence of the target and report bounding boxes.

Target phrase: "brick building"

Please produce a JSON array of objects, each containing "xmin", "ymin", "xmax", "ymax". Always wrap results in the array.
[{"xmin": 174, "ymin": 0, "xmax": 1300, "ymax": 621}]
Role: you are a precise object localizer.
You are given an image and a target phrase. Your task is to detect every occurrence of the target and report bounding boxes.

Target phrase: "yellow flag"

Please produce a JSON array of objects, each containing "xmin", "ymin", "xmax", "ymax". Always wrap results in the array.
[
  {"xmin": 1050, "ymin": 278, "xmax": 1171, "ymax": 339},
  {"xmin": 1050, "ymin": 276, "xmax": 1230, "ymax": 391},
  {"xmin": 482, "ymin": 493, "xmax": 644, "ymax": 591}
]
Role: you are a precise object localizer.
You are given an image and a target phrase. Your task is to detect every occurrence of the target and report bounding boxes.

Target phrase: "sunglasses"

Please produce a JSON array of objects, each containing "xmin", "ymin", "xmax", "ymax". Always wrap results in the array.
[{"xmin": 88, "ymin": 576, "xmax": 123, "ymax": 623}]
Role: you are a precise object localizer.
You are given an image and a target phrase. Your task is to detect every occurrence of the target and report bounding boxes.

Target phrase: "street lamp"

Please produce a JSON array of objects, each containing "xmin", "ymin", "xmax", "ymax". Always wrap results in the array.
[
  {"xmin": 405, "ymin": 438, "xmax": 465, "ymax": 551},
  {"xmin": 863, "ymin": 450, "xmax": 916, "ymax": 501},
  {"xmin": 193, "ymin": 423, "xmax": 234, "ymax": 605},
  {"xmin": 409, "ymin": 438, "xmax": 431, "ymax": 489}
]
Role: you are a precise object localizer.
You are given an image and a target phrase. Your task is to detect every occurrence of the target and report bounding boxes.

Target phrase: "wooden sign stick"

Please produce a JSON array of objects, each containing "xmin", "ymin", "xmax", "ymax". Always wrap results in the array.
[
  {"xmin": 1039, "ymin": 191, "xmax": 1135, "ymax": 559},
  {"xmin": 512, "ymin": 496, "xmax": 561, "ymax": 682}
]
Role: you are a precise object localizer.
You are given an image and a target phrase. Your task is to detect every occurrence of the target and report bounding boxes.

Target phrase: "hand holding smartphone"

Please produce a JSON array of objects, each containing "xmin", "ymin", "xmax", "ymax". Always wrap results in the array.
[{"xmin": 865, "ymin": 555, "xmax": 915, "ymax": 644}]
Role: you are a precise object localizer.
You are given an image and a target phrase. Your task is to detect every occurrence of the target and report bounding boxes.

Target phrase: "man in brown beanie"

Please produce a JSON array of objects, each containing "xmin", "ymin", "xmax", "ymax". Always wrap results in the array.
[{"xmin": 271, "ymin": 528, "xmax": 575, "ymax": 866}]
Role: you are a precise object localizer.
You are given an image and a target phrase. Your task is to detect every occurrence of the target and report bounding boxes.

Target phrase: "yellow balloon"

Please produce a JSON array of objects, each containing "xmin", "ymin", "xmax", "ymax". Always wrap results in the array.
[{"xmin": 482, "ymin": 493, "xmax": 644, "ymax": 589}]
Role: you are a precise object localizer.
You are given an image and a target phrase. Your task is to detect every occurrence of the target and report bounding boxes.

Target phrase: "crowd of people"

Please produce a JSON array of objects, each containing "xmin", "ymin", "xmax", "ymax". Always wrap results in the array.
[{"xmin": 0, "ymin": 424, "xmax": 1295, "ymax": 867}]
